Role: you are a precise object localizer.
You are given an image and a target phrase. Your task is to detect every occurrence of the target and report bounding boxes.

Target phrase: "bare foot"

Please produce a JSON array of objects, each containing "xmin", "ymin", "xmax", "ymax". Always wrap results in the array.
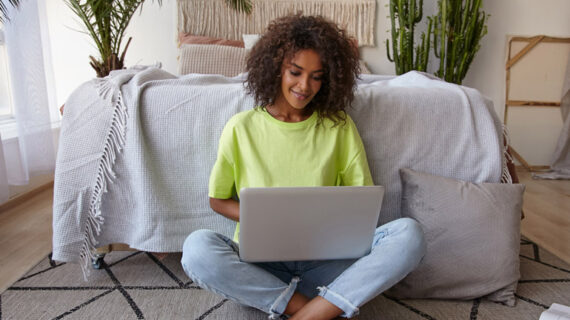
[{"xmin": 151, "ymin": 252, "xmax": 169, "ymax": 261}]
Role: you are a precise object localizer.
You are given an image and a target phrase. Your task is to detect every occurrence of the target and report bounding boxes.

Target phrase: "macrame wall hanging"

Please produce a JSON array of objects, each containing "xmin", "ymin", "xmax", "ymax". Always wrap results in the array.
[{"xmin": 177, "ymin": 0, "xmax": 376, "ymax": 47}]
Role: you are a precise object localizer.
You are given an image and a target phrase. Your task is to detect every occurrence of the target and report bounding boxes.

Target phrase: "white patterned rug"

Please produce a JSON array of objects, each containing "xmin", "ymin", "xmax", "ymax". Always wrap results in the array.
[{"xmin": 1, "ymin": 239, "xmax": 569, "ymax": 319}]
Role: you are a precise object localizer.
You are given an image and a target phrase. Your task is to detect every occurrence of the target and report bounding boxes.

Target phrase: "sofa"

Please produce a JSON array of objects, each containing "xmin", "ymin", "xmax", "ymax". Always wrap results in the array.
[{"xmin": 52, "ymin": 64, "xmax": 524, "ymax": 306}]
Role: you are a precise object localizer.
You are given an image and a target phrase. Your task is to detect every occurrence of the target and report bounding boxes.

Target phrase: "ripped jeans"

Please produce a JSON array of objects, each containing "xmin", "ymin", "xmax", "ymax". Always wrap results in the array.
[{"xmin": 181, "ymin": 218, "xmax": 426, "ymax": 319}]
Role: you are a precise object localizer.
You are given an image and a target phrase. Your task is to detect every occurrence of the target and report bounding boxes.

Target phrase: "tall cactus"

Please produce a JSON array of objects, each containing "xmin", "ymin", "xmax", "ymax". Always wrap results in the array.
[
  {"xmin": 386, "ymin": 0, "xmax": 433, "ymax": 75},
  {"xmin": 432, "ymin": 0, "xmax": 488, "ymax": 84}
]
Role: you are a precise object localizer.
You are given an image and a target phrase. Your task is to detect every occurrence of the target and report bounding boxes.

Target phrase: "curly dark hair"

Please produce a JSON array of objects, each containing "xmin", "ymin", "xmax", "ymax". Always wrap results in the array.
[{"xmin": 245, "ymin": 14, "xmax": 361, "ymax": 125}]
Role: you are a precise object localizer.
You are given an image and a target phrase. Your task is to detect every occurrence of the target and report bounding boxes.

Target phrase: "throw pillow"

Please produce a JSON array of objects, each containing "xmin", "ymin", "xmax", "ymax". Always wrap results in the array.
[
  {"xmin": 178, "ymin": 44, "xmax": 248, "ymax": 77},
  {"xmin": 242, "ymin": 34, "xmax": 261, "ymax": 50},
  {"xmin": 388, "ymin": 168, "xmax": 525, "ymax": 306},
  {"xmin": 178, "ymin": 33, "xmax": 244, "ymax": 48}
]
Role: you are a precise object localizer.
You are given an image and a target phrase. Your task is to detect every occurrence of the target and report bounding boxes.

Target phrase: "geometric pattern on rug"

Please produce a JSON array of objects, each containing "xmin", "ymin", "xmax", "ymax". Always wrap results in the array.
[{"xmin": 1, "ymin": 239, "xmax": 569, "ymax": 320}]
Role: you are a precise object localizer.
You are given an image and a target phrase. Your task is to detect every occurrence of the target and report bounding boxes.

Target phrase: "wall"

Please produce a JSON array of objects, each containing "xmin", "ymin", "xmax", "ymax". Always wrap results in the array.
[
  {"xmin": 465, "ymin": 0, "xmax": 569, "ymax": 166},
  {"xmin": 46, "ymin": 0, "xmax": 570, "ymax": 165}
]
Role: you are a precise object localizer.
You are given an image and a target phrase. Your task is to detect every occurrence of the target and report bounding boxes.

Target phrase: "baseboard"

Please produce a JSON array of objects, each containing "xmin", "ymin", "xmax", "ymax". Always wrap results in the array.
[
  {"xmin": 515, "ymin": 165, "xmax": 551, "ymax": 172},
  {"xmin": 0, "ymin": 181, "xmax": 54, "ymax": 213}
]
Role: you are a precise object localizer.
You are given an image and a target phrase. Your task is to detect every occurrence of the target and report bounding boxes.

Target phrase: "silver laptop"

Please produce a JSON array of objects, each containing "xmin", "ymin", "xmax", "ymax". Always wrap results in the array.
[{"xmin": 238, "ymin": 186, "xmax": 384, "ymax": 262}]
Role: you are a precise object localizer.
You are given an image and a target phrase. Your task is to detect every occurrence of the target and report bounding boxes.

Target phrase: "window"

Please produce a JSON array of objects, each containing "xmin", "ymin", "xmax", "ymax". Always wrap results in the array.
[{"xmin": 0, "ymin": 28, "xmax": 14, "ymax": 121}]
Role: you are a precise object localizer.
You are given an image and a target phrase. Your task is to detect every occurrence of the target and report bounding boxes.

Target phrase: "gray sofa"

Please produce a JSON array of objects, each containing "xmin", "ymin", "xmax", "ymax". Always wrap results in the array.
[{"xmin": 53, "ymin": 67, "xmax": 521, "ymax": 305}]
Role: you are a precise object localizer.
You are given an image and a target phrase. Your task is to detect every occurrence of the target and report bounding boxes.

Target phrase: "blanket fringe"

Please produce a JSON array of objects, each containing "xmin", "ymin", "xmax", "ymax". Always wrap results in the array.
[
  {"xmin": 79, "ymin": 80, "xmax": 128, "ymax": 280},
  {"xmin": 501, "ymin": 125, "xmax": 513, "ymax": 184}
]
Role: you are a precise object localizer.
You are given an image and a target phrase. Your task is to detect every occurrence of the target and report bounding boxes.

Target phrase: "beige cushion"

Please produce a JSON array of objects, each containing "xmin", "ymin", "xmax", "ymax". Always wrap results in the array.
[
  {"xmin": 388, "ymin": 168, "xmax": 525, "ymax": 306},
  {"xmin": 178, "ymin": 44, "xmax": 247, "ymax": 77}
]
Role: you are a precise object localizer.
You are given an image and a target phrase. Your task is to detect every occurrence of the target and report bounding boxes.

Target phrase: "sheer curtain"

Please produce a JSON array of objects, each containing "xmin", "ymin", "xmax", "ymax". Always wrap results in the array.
[{"xmin": 0, "ymin": 0, "xmax": 56, "ymax": 203}]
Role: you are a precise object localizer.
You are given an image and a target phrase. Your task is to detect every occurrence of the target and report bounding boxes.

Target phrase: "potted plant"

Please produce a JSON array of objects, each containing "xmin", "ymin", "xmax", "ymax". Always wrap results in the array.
[
  {"xmin": 66, "ymin": 0, "xmax": 253, "ymax": 78},
  {"xmin": 432, "ymin": 0, "xmax": 488, "ymax": 84},
  {"xmin": 3, "ymin": 0, "xmax": 252, "ymax": 77},
  {"xmin": 386, "ymin": 0, "xmax": 488, "ymax": 84},
  {"xmin": 386, "ymin": 0, "xmax": 433, "ymax": 74},
  {"xmin": 65, "ymin": 0, "xmax": 165, "ymax": 78}
]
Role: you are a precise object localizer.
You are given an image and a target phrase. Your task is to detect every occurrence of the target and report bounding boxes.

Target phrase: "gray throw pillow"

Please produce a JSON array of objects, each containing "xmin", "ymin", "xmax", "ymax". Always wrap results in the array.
[{"xmin": 388, "ymin": 168, "xmax": 525, "ymax": 306}]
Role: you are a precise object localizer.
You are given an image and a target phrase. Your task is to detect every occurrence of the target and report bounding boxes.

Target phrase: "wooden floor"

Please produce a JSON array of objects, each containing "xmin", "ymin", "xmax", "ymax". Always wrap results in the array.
[
  {"xmin": 518, "ymin": 168, "xmax": 570, "ymax": 264},
  {"xmin": 0, "ymin": 169, "xmax": 568, "ymax": 294},
  {"xmin": 0, "ymin": 186, "xmax": 53, "ymax": 294}
]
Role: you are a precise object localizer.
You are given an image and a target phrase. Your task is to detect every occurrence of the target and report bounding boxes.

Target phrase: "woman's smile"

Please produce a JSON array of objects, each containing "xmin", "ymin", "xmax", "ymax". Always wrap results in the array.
[
  {"xmin": 271, "ymin": 49, "xmax": 324, "ymax": 116},
  {"xmin": 291, "ymin": 90, "xmax": 310, "ymax": 100}
]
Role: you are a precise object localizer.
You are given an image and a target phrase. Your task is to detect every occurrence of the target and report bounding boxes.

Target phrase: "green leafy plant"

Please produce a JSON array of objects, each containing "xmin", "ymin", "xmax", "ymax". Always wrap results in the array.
[
  {"xmin": 65, "ymin": 0, "xmax": 162, "ymax": 77},
  {"xmin": 386, "ymin": 0, "xmax": 433, "ymax": 74},
  {"xmin": 386, "ymin": 0, "xmax": 488, "ymax": 84},
  {"xmin": 432, "ymin": 0, "xmax": 488, "ymax": 84},
  {"xmin": 3, "ymin": 0, "xmax": 253, "ymax": 77},
  {"xmin": 65, "ymin": 0, "xmax": 251, "ymax": 77},
  {"xmin": 65, "ymin": 0, "xmax": 251, "ymax": 78},
  {"xmin": 225, "ymin": 0, "xmax": 252, "ymax": 14}
]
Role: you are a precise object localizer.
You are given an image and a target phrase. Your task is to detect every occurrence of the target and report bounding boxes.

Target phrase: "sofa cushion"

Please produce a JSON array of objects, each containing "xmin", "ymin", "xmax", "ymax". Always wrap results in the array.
[
  {"xmin": 387, "ymin": 168, "xmax": 525, "ymax": 306},
  {"xmin": 178, "ymin": 44, "xmax": 247, "ymax": 76}
]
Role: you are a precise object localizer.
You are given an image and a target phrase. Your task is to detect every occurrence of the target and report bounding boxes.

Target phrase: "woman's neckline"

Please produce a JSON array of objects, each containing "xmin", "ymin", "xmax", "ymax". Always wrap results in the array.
[{"xmin": 261, "ymin": 108, "xmax": 317, "ymax": 127}]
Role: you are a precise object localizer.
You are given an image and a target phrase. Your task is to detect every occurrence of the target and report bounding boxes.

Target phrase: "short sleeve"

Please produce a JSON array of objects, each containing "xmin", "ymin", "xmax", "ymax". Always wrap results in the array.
[
  {"xmin": 339, "ymin": 117, "xmax": 374, "ymax": 186},
  {"xmin": 208, "ymin": 121, "xmax": 236, "ymax": 199},
  {"xmin": 341, "ymin": 148, "xmax": 374, "ymax": 186}
]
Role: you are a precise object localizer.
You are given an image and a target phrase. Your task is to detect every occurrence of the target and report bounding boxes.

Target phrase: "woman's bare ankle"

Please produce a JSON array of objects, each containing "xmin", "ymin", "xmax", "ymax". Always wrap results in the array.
[
  {"xmin": 284, "ymin": 292, "xmax": 310, "ymax": 316},
  {"xmin": 289, "ymin": 296, "xmax": 343, "ymax": 320}
]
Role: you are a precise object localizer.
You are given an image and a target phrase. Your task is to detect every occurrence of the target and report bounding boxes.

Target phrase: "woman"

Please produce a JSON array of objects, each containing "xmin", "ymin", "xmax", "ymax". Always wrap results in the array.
[{"xmin": 181, "ymin": 14, "xmax": 426, "ymax": 319}]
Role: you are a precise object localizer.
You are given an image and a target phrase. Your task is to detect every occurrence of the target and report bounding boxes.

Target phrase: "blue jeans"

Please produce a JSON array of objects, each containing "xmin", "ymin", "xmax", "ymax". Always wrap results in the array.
[{"xmin": 181, "ymin": 217, "xmax": 426, "ymax": 319}]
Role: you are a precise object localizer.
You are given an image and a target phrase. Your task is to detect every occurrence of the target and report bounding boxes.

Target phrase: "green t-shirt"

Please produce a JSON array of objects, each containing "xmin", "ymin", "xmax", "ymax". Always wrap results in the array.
[{"xmin": 208, "ymin": 108, "xmax": 374, "ymax": 241}]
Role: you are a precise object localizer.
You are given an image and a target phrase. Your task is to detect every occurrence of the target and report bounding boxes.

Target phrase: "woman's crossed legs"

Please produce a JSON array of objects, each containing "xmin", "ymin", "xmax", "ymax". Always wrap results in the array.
[{"xmin": 181, "ymin": 217, "xmax": 426, "ymax": 319}]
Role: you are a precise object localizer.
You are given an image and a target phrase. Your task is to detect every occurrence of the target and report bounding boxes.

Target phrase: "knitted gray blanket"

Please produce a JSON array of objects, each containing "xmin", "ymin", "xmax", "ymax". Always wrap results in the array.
[{"xmin": 52, "ymin": 67, "xmax": 507, "ymax": 277}]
